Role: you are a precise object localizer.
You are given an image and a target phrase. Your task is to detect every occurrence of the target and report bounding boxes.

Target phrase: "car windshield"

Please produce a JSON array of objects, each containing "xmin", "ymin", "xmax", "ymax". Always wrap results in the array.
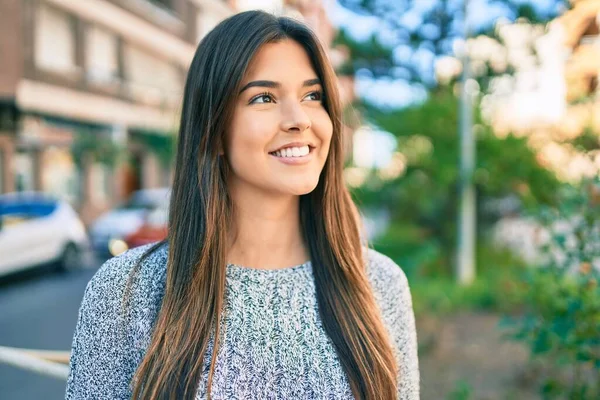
[{"xmin": 0, "ymin": 197, "xmax": 58, "ymax": 228}]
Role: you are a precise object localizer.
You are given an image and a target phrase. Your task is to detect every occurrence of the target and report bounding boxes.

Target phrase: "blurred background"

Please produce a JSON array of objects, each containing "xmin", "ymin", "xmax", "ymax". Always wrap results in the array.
[{"xmin": 0, "ymin": 0, "xmax": 599, "ymax": 398}]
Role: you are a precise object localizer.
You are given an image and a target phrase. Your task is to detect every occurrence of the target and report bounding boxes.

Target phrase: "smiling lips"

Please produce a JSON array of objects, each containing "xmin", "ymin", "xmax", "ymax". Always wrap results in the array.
[
  {"xmin": 269, "ymin": 144, "xmax": 314, "ymax": 165},
  {"xmin": 270, "ymin": 145, "xmax": 310, "ymax": 158}
]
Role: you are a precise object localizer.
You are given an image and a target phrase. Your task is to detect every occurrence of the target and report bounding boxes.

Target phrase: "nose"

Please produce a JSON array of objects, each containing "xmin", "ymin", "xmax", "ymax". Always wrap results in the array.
[{"xmin": 280, "ymin": 100, "xmax": 311, "ymax": 133}]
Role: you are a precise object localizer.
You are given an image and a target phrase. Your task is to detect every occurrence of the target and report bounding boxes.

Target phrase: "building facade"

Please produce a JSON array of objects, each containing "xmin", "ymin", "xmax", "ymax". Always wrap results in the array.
[{"xmin": 0, "ymin": 0, "xmax": 234, "ymax": 223}]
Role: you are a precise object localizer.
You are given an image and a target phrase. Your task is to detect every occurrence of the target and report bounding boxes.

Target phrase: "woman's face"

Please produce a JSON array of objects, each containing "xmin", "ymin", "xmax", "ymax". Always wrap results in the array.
[{"xmin": 225, "ymin": 39, "xmax": 333, "ymax": 197}]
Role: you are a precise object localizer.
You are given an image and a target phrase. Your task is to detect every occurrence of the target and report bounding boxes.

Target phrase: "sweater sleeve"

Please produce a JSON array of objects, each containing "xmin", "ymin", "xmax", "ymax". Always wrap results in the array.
[
  {"xmin": 365, "ymin": 248, "xmax": 420, "ymax": 400},
  {"xmin": 65, "ymin": 256, "xmax": 137, "ymax": 400}
]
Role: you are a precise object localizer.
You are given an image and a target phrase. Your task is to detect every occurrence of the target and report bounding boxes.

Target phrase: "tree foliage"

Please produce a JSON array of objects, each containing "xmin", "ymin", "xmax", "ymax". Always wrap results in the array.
[
  {"xmin": 500, "ymin": 178, "xmax": 600, "ymax": 399},
  {"xmin": 351, "ymin": 88, "xmax": 561, "ymax": 276},
  {"xmin": 335, "ymin": 0, "xmax": 568, "ymax": 84},
  {"xmin": 72, "ymin": 130, "xmax": 123, "ymax": 168},
  {"xmin": 132, "ymin": 130, "xmax": 176, "ymax": 168}
]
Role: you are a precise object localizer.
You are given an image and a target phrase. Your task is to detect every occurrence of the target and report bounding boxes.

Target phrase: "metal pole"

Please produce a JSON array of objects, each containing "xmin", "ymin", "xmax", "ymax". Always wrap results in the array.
[{"xmin": 457, "ymin": 0, "xmax": 476, "ymax": 285}]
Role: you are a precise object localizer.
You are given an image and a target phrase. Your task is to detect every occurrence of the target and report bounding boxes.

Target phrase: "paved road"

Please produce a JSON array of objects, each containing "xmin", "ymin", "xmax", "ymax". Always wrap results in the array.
[{"xmin": 0, "ymin": 260, "xmax": 103, "ymax": 400}]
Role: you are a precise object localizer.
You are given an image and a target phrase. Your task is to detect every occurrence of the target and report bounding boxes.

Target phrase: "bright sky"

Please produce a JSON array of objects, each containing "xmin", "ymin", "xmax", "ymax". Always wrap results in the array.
[{"xmin": 327, "ymin": 0, "xmax": 564, "ymax": 109}]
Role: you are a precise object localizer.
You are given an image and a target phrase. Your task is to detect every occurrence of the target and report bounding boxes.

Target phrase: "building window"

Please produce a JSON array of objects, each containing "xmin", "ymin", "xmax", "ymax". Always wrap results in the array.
[
  {"xmin": 14, "ymin": 152, "xmax": 35, "ymax": 192},
  {"xmin": 88, "ymin": 162, "xmax": 111, "ymax": 206},
  {"xmin": 35, "ymin": 4, "xmax": 77, "ymax": 74},
  {"xmin": 85, "ymin": 25, "xmax": 119, "ymax": 85},
  {"xmin": 41, "ymin": 147, "xmax": 78, "ymax": 204},
  {"xmin": 123, "ymin": 45, "xmax": 182, "ymax": 106}
]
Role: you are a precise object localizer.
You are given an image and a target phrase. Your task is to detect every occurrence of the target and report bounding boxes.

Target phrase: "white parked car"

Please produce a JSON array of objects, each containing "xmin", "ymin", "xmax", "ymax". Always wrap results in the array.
[
  {"xmin": 0, "ymin": 192, "xmax": 89, "ymax": 277},
  {"xmin": 89, "ymin": 188, "xmax": 170, "ymax": 257}
]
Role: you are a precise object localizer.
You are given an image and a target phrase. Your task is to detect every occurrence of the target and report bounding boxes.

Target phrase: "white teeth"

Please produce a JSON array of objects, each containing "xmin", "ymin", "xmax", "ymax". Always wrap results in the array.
[
  {"xmin": 271, "ymin": 145, "xmax": 310, "ymax": 158},
  {"xmin": 300, "ymin": 146, "xmax": 310, "ymax": 156}
]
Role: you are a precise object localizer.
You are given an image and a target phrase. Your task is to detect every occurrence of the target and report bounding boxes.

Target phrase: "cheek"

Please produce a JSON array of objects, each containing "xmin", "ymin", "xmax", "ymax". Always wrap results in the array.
[
  {"xmin": 227, "ymin": 111, "xmax": 276, "ymax": 167},
  {"xmin": 313, "ymin": 112, "xmax": 334, "ymax": 150}
]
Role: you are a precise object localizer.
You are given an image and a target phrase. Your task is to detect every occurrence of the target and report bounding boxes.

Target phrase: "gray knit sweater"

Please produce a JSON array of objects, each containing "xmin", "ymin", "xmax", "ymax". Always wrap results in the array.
[{"xmin": 65, "ymin": 244, "xmax": 419, "ymax": 399}]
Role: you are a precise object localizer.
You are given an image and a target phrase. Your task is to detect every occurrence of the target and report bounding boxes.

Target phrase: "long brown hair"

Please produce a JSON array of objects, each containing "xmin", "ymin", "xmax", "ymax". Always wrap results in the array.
[{"xmin": 125, "ymin": 10, "xmax": 398, "ymax": 399}]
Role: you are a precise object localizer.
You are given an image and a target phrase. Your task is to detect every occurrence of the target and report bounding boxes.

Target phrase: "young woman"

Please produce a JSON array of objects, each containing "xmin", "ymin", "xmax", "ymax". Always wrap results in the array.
[{"xmin": 66, "ymin": 10, "xmax": 419, "ymax": 400}]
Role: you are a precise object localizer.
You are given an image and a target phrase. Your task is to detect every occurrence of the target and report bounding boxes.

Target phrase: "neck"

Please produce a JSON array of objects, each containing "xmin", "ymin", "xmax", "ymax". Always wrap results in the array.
[{"xmin": 226, "ymin": 184, "xmax": 310, "ymax": 270}]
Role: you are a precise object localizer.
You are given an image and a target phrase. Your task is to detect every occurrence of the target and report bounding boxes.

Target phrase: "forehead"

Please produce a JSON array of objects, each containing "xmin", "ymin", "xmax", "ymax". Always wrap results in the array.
[{"xmin": 243, "ymin": 39, "xmax": 318, "ymax": 83}]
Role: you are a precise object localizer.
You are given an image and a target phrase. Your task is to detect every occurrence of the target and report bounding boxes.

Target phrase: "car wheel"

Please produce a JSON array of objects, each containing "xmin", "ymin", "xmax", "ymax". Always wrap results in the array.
[{"xmin": 57, "ymin": 243, "xmax": 82, "ymax": 273}]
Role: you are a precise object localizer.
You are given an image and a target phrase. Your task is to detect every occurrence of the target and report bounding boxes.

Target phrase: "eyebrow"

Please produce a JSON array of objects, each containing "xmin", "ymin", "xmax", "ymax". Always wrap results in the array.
[{"xmin": 238, "ymin": 78, "xmax": 321, "ymax": 94}]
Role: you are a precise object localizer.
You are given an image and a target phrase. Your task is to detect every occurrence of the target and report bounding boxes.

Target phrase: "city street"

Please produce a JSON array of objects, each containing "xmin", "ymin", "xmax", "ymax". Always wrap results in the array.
[{"xmin": 0, "ymin": 260, "xmax": 101, "ymax": 400}]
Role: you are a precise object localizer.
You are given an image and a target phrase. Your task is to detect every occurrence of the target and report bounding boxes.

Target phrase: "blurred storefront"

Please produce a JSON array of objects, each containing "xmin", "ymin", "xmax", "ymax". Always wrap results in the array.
[{"xmin": 0, "ymin": 0, "xmax": 235, "ymax": 224}]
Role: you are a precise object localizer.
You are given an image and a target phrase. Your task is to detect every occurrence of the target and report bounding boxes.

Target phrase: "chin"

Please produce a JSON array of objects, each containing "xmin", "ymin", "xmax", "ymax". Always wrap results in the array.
[{"xmin": 284, "ymin": 178, "xmax": 320, "ymax": 196}]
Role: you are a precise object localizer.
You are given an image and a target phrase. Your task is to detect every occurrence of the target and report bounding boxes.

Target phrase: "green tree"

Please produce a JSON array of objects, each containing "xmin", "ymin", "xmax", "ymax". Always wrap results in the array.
[
  {"xmin": 351, "ymin": 88, "xmax": 560, "ymax": 277},
  {"xmin": 336, "ymin": 0, "xmax": 568, "ymax": 84}
]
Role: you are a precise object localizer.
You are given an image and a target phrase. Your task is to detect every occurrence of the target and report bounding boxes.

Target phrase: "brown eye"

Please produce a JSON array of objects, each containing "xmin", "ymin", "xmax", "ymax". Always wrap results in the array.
[
  {"xmin": 250, "ymin": 92, "xmax": 275, "ymax": 104},
  {"xmin": 304, "ymin": 90, "xmax": 323, "ymax": 101}
]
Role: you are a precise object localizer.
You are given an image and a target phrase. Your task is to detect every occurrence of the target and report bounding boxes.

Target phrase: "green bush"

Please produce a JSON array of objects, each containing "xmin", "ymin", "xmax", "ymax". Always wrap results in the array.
[
  {"xmin": 447, "ymin": 380, "xmax": 473, "ymax": 400},
  {"xmin": 500, "ymin": 178, "xmax": 600, "ymax": 399},
  {"xmin": 399, "ymin": 242, "xmax": 529, "ymax": 316}
]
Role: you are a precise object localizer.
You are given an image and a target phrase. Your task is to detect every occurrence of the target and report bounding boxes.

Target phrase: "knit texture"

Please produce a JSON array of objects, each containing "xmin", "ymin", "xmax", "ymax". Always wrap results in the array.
[{"xmin": 65, "ymin": 244, "xmax": 420, "ymax": 399}]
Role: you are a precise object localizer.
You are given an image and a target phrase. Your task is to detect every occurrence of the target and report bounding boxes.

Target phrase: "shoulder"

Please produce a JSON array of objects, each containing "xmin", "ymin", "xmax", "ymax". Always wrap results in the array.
[
  {"xmin": 363, "ymin": 246, "xmax": 415, "ymax": 323},
  {"xmin": 90, "ymin": 243, "xmax": 167, "ymax": 288},
  {"xmin": 75, "ymin": 242, "xmax": 169, "ymax": 351},
  {"xmin": 66, "ymin": 244, "xmax": 168, "ymax": 399},
  {"xmin": 363, "ymin": 247, "xmax": 409, "ymax": 297},
  {"xmin": 83, "ymin": 243, "xmax": 168, "ymax": 310},
  {"xmin": 363, "ymin": 247, "xmax": 421, "ymax": 398}
]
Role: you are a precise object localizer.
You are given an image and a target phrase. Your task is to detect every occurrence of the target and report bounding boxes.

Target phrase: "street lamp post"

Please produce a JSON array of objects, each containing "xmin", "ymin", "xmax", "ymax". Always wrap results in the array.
[{"xmin": 457, "ymin": 0, "xmax": 476, "ymax": 285}]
